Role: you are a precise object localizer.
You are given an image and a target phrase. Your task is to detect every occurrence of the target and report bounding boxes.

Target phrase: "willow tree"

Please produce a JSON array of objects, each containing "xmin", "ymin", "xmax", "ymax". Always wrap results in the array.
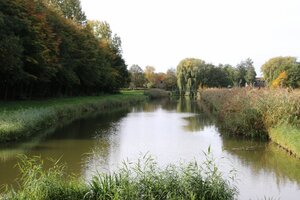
[{"xmin": 176, "ymin": 58, "xmax": 206, "ymax": 96}]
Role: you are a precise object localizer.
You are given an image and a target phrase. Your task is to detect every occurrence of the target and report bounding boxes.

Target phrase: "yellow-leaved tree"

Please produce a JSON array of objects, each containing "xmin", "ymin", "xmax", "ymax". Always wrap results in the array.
[{"xmin": 272, "ymin": 71, "xmax": 288, "ymax": 88}]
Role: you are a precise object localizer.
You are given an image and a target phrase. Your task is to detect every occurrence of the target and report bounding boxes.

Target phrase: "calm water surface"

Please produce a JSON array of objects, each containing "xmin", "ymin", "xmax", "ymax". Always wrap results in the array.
[{"xmin": 0, "ymin": 98, "xmax": 299, "ymax": 199}]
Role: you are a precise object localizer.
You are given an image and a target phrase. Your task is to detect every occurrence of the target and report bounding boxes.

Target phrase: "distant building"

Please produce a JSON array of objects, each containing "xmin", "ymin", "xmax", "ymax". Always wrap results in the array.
[{"xmin": 254, "ymin": 77, "xmax": 265, "ymax": 87}]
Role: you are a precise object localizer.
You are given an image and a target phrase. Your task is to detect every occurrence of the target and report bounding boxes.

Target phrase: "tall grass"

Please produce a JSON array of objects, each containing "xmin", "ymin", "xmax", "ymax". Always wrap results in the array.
[
  {"xmin": 199, "ymin": 88, "xmax": 300, "ymax": 157},
  {"xmin": 1, "ymin": 156, "xmax": 87, "ymax": 200},
  {"xmin": 0, "ymin": 93, "xmax": 147, "ymax": 143},
  {"xmin": 2, "ymin": 155, "xmax": 237, "ymax": 200}
]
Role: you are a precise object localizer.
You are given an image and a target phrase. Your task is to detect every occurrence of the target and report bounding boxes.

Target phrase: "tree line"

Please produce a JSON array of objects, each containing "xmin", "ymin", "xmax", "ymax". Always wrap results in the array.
[
  {"xmin": 176, "ymin": 58, "xmax": 256, "ymax": 96},
  {"xmin": 176, "ymin": 56, "xmax": 300, "ymax": 96},
  {"xmin": 0, "ymin": 0, "xmax": 129, "ymax": 100},
  {"xmin": 129, "ymin": 57, "xmax": 260, "ymax": 96},
  {"xmin": 128, "ymin": 65, "xmax": 177, "ymax": 91}
]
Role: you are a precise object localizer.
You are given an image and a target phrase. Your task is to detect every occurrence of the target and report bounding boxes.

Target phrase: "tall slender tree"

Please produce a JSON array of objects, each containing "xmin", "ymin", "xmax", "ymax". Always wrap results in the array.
[{"xmin": 243, "ymin": 58, "xmax": 256, "ymax": 86}]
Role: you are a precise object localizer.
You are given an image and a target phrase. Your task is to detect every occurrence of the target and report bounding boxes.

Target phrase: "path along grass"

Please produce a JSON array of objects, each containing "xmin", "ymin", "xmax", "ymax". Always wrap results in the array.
[
  {"xmin": 199, "ymin": 88, "xmax": 300, "ymax": 158},
  {"xmin": 0, "ymin": 91, "xmax": 146, "ymax": 143}
]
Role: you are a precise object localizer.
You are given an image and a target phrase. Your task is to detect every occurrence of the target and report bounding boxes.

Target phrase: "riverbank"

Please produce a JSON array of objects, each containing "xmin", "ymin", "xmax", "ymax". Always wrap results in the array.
[
  {"xmin": 144, "ymin": 88, "xmax": 171, "ymax": 99},
  {"xmin": 0, "ymin": 91, "xmax": 147, "ymax": 143},
  {"xmin": 2, "ymin": 156, "xmax": 236, "ymax": 200},
  {"xmin": 199, "ymin": 88, "xmax": 300, "ymax": 158}
]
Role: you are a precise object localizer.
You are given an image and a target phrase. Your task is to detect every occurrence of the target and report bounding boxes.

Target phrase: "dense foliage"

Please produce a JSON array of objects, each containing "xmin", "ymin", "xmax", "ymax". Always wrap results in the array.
[
  {"xmin": 261, "ymin": 56, "xmax": 300, "ymax": 88},
  {"xmin": 176, "ymin": 58, "xmax": 256, "ymax": 96},
  {"xmin": 128, "ymin": 65, "xmax": 177, "ymax": 90},
  {"xmin": 0, "ymin": 0, "xmax": 129, "ymax": 100}
]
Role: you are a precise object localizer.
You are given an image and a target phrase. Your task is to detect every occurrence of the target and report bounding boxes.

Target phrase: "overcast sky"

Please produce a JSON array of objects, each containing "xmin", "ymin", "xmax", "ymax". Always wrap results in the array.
[{"xmin": 81, "ymin": 0, "xmax": 300, "ymax": 76}]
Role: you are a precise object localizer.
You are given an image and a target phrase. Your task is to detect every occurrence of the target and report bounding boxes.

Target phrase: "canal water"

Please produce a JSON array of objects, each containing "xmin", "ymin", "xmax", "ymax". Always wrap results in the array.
[{"xmin": 0, "ymin": 98, "xmax": 299, "ymax": 199}]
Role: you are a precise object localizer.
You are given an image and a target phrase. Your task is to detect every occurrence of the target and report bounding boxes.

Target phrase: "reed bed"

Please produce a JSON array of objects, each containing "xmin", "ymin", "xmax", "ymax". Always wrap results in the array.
[
  {"xmin": 200, "ymin": 88, "xmax": 300, "ymax": 157},
  {"xmin": 1, "ymin": 155, "xmax": 237, "ymax": 200}
]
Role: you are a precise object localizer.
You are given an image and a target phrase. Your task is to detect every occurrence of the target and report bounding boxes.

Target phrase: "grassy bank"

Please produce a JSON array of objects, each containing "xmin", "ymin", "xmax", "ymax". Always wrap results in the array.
[
  {"xmin": 199, "ymin": 88, "xmax": 300, "ymax": 157},
  {"xmin": 1, "ymin": 156, "xmax": 236, "ymax": 200},
  {"xmin": 0, "ymin": 91, "xmax": 146, "ymax": 143},
  {"xmin": 144, "ymin": 88, "xmax": 171, "ymax": 99}
]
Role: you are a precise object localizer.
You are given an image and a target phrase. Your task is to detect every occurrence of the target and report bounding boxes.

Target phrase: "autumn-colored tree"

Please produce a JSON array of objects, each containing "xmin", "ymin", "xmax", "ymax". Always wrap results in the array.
[
  {"xmin": 153, "ymin": 72, "xmax": 166, "ymax": 88},
  {"xmin": 165, "ymin": 68, "xmax": 177, "ymax": 91},
  {"xmin": 272, "ymin": 71, "xmax": 288, "ymax": 88},
  {"xmin": 0, "ymin": 0, "xmax": 129, "ymax": 99},
  {"xmin": 261, "ymin": 56, "xmax": 297, "ymax": 87}
]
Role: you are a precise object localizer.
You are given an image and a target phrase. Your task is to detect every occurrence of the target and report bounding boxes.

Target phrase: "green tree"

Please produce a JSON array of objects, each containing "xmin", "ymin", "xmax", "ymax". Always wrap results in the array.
[
  {"xmin": 244, "ymin": 58, "xmax": 256, "ymax": 86},
  {"xmin": 144, "ymin": 66, "xmax": 156, "ymax": 88},
  {"xmin": 206, "ymin": 65, "xmax": 231, "ymax": 87},
  {"xmin": 287, "ymin": 63, "xmax": 300, "ymax": 88},
  {"xmin": 88, "ymin": 20, "xmax": 129, "ymax": 90},
  {"xmin": 222, "ymin": 64, "xmax": 236, "ymax": 87},
  {"xmin": 88, "ymin": 20, "xmax": 112, "ymax": 40},
  {"xmin": 261, "ymin": 56, "xmax": 298, "ymax": 87},
  {"xmin": 88, "ymin": 20, "xmax": 122, "ymax": 53},
  {"xmin": 165, "ymin": 68, "xmax": 177, "ymax": 91},
  {"xmin": 46, "ymin": 0, "xmax": 86, "ymax": 24},
  {"xmin": 129, "ymin": 65, "xmax": 145, "ymax": 88},
  {"xmin": 234, "ymin": 58, "xmax": 256, "ymax": 87},
  {"xmin": 176, "ymin": 58, "xmax": 206, "ymax": 96},
  {"xmin": 0, "ymin": 0, "xmax": 129, "ymax": 99}
]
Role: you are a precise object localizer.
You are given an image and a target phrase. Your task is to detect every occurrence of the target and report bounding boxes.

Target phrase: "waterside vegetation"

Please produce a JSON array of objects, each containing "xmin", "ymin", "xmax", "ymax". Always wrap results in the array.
[
  {"xmin": 200, "ymin": 88, "xmax": 300, "ymax": 157},
  {"xmin": 1, "ymin": 155, "xmax": 237, "ymax": 200},
  {"xmin": 0, "ymin": 92, "xmax": 146, "ymax": 143},
  {"xmin": 144, "ymin": 88, "xmax": 171, "ymax": 99}
]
